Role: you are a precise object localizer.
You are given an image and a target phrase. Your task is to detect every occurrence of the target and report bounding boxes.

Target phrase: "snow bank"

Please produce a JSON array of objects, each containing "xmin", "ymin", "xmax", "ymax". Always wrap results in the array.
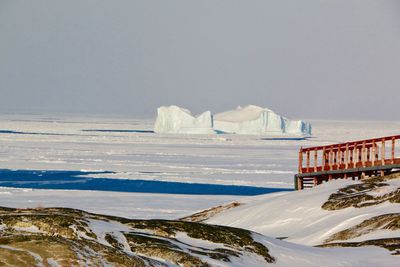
[
  {"xmin": 214, "ymin": 105, "xmax": 311, "ymax": 136},
  {"xmin": 206, "ymin": 179, "xmax": 400, "ymax": 246},
  {"xmin": 154, "ymin": 105, "xmax": 214, "ymax": 134}
]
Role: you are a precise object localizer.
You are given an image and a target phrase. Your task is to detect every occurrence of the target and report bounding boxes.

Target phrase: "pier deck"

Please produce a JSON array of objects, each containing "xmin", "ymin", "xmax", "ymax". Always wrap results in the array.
[{"xmin": 295, "ymin": 135, "xmax": 400, "ymax": 190}]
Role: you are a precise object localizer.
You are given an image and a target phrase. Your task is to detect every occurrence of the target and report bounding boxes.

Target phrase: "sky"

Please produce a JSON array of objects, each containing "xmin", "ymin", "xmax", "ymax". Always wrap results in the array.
[{"xmin": 0, "ymin": 0, "xmax": 399, "ymax": 120}]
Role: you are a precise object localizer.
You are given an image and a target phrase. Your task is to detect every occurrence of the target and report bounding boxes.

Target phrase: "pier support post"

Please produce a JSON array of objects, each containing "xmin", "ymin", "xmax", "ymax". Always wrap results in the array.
[{"xmin": 297, "ymin": 177, "xmax": 303, "ymax": 190}]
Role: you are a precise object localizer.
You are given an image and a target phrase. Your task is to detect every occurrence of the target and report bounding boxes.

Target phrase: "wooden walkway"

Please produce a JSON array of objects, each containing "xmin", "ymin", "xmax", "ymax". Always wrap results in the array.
[{"xmin": 295, "ymin": 135, "xmax": 400, "ymax": 190}]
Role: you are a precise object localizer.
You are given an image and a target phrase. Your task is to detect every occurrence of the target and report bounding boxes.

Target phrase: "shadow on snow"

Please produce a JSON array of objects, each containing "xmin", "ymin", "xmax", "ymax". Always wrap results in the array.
[
  {"xmin": 0, "ymin": 169, "xmax": 292, "ymax": 196},
  {"xmin": 82, "ymin": 129, "xmax": 154, "ymax": 133}
]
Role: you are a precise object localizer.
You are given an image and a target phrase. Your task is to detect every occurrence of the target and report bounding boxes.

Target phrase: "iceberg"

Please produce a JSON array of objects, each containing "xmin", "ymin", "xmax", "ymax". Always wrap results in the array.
[
  {"xmin": 214, "ymin": 105, "xmax": 312, "ymax": 136},
  {"xmin": 154, "ymin": 105, "xmax": 214, "ymax": 134},
  {"xmin": 284, "ymin": 119, "xmax": 312, "ymax": 136},
  {"xmin": 154, "ymin": 105, "xmax": 312, "ymax": 136}
]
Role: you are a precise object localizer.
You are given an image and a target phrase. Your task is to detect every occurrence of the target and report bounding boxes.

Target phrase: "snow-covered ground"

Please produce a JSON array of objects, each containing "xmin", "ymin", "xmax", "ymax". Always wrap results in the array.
[
  {"xmin": 0, "ymin": 114, "xmax": 398, "ymax": 266},
  {"xmin": 207, "ymin": 179, "xmax": 399, "ymax": 245},
  {"xmin": 257, "ymin": 234, "xmax": 397, "ymax": 267},
  {"xmin": 0, "ymin": 187, "xmax": 237, "ymax": 219},
  {"xmin": 1, "ymin": 114, "xmax": 399, "ymax": 187},
  {"xmin": 0, "ymin": 114, "xmax": 399, "ymax": 219}
]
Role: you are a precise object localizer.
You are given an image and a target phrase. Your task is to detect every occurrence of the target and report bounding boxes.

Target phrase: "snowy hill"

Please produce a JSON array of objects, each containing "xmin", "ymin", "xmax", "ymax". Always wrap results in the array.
[
  {"xmin": 0, "ymin": 207, "xmax": 272, "ymax": 266},
  {"xmin": 181, "ymin": 174, "xmax": 400, "ymax": 264},
  {"xmin": 0, "ymin": 206, "xmax": 397, "ymax": 266},
  {"xmin": 203, "ymin": 177, "xmax": 400, "ymax": 245},
  {"xmin": 1, "ymin": 175, "xmax": 398, "ymax": 266},
  {"xmin": 204, "ymin": 174, "xmax": 399, "ymax": 247}
]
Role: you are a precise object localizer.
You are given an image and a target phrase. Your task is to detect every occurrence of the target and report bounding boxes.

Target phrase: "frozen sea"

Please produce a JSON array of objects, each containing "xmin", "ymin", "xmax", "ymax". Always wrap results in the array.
[{"xmin": 0, "ymin": 114, "xmax": 399, "ymax": 219}]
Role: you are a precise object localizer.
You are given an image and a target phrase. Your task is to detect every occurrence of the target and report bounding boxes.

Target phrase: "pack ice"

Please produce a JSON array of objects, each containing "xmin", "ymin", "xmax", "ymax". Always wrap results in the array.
[
  {"xmin": 154, "ymin": 105, "xmax": 312, "ymax": 136},
  {"xmin": 154, "ymin": 105, "xmax": 214, "ymax": 134}
]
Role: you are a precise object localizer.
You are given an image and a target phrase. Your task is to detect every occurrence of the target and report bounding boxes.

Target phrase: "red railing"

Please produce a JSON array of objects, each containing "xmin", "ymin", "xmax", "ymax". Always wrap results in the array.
[{"xmin": 299, "ymin": 135, "xmax": 400, "ymax": 175}]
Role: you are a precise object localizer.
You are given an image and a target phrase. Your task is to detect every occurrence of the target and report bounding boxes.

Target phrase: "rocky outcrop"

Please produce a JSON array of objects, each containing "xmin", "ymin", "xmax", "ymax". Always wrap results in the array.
[
  {"xmin": 322, "ymin": 174, "xmax": 400, "ymax": 210},
  {"xmin": 0, "ymin": 207, "xmax": 274, "ymax": 266},
  {"xmin": 180, "ymin": 202, "xmax": 241, "ymax": 222},
  {"xmin": 320, "ymin": 174, "xmax": 400, "ymax": 254},
  {"xmin": 320, "ymin": 213, "xmax": 400, "ymax": 255}
]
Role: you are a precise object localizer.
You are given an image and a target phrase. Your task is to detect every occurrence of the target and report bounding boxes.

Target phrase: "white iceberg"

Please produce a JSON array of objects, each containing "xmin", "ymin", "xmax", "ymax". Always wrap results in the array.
[
  {"xmin": 154, "ymin": 105, "xmax": 214, "ymax": 134},
  {"xmin": 154, "ymin": 105, "xmax": 311, "ymax": 136},
  {"xmin": 214, "ymin": 105, "xmax": 311, "ymax": 136},
  {"xmin": 284, "ymin": 119, "xmax": 312, "ymax": 136}
]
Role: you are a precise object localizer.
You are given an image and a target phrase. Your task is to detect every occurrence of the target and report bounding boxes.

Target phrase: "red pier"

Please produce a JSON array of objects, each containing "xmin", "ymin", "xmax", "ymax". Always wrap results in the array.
[{"xmin": 295, "ymin": 135, "xmax": 400, "ymax": 190}]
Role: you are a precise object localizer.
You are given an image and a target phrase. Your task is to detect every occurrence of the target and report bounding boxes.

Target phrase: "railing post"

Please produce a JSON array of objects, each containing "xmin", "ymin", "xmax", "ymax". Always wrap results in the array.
[
  {"xmin": 334, "ymin": 148, "xmax": 338, "ymax": 169},
  {"xmin": 350, "ymin": 147, "xmax": 354, "ymax": 167},
  {"xmin": 392, "ymin": 137, "xmax": 395, "ymax": 164},
  {"xmin": 381, "ymin": 139, "xmax": 385, "ymax": 166},
  {"xmin": 362, "ymin": 141, "xmax": 366, "ymax": 167},
  {"xmin": 329, "ymin": 146, "xmax": 333, "ymax": 170},
  {"xmin": 306, "ymin": 151, "xmax": 310, "ymax": 172},
  {"xmin": 299, "ymin": 147, "xmax": 303, "ymax": 174},
  {"xmin": 341, "ymin": 147, "xmax": 344, "ymax": 165},
  {"xmin": 345, "ymin": 143, "xmax": 349, "ymax": 169},
  {"xmin": 314, "ymin": 148, "xmax": 318, "ymax": 172},
  {"xmin": 380, "ymin": 139, "xmax": 386, "ymax": 176},
  {"xmin": 372, "ymin": 140, "xmax": 376, "ymax": 166}
]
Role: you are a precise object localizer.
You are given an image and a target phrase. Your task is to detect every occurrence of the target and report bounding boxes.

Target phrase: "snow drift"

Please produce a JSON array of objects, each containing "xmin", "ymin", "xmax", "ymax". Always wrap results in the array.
[
  {"xmin": 154, "ymin": 105, "xmax": 312, "ymax": 136},
  {"xmin": 205, "ymin": 176, "xmax": 400, "ymax": 247},
  {"xmin": 154, "ymin": 105, "xmax": 214, "ymax": 134},
  {"xmin": 214, "ymin": 105, "xmax": 312, "ymax": 135}
]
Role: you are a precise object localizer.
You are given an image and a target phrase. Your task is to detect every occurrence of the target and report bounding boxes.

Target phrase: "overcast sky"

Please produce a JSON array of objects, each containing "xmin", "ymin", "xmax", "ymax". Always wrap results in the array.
[{"xmin": 1, "ymin": 0, "xmax": 399, "ymax": 120}]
